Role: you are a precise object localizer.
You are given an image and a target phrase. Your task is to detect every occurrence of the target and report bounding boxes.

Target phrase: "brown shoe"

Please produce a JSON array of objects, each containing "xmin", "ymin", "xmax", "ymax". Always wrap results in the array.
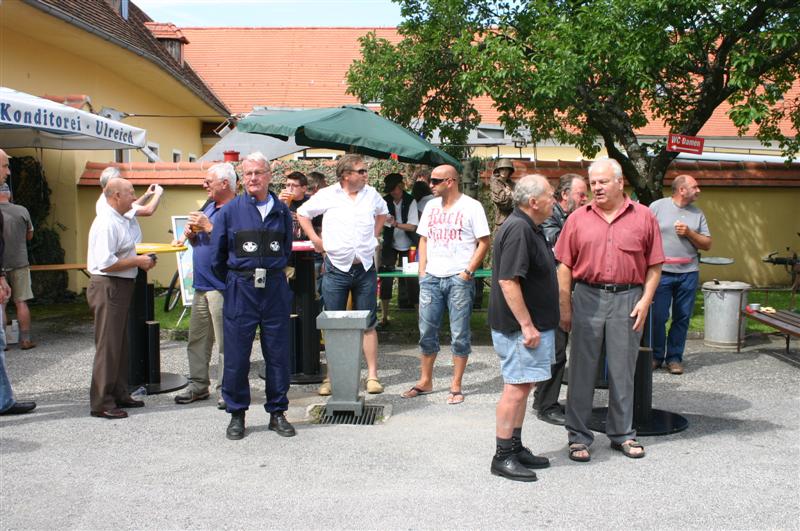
[
  {"xmin": 667, "ymin": 362, "xmax": 684, "ymax": 375},
  {"xmin": 652, "ymin": 360, "xmax": 662, "ymax": 370},
  {"xmin": 20, "ymin": 340, "xmax": 36, "ymax": 350},
  {"xmin": 90, "ymin": 408, "xmax": 128, "ymax": 419}
]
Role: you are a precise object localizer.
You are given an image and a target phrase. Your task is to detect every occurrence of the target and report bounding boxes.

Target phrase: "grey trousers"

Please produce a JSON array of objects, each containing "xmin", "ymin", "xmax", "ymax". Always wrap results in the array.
[
  {"xmin": 532, "ymin": 327, "xmax": 568, "ymax": 412},
  {"xmin": 566, "ymin": 283, "xmax": 643, "ymax": 446},
  {"xmin": 185, "ymin": 289, "xmax": 224, "ymax": 394}
]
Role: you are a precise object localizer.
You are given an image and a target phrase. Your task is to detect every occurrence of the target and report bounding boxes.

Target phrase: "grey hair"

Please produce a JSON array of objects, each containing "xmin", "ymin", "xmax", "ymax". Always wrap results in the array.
[
  {"xmin": 556, "ymin": 173, "xmax": 585, "ymax": 197},
  {"xmin": 99, "ymin": 166, "xmax": 121, "ymax": 188},
  {"xmin": 208, "ymin": 162, "xmax": 238, "ymax": 192},
  {"xmin": 242, "ymin": 151, "xmax": 270, "ymax": 167},
  {"xmin": 588, "ymin": 158, "xmax": 623, "ymax": 181},
  {"xmin": 513, "ymin": 174, "xmax": 550, "ymax": 206}
]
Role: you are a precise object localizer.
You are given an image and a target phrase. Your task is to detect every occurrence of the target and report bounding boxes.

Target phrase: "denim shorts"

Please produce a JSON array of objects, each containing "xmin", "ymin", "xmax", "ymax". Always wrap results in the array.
[
  {"xmin": 320, "ymin": 256, "xmax": 378, "ymax": 329},
  {"xmin": 418, "ymin": 274, "xmax": 475, "ymax": 357},
  {"xmin": 491, "ymin": 328, "xmax": 555, "ymax": 384}
]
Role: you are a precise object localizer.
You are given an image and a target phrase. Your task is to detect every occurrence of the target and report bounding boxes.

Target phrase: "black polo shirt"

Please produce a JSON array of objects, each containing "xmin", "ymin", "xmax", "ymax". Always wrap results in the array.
[{"xmin": 488, "ymin": 208, "xmax": 559, "ymax": 333}]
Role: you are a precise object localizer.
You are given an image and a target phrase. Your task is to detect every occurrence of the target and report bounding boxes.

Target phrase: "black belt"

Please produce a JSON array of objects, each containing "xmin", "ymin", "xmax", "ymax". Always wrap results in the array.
[
  {"xmin": 576, "ymin": 280, "xmax": 641, "ymax": 293},
  {"xmin": 230, "ymin": 268, "xmax": 279, "ymax": 279}
]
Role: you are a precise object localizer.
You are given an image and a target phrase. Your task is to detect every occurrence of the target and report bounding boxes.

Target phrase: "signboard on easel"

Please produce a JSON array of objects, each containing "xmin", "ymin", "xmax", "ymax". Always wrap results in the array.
[{"xmin": 171, "ymin": 215, "xmax": 195, "ymax": 308}]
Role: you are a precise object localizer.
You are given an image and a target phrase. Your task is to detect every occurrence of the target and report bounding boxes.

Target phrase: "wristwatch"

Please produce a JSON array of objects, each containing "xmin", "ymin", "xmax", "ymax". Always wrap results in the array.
[{"xmin": 463, "ymin": 269, "xmax": 474, "ymax": 278}]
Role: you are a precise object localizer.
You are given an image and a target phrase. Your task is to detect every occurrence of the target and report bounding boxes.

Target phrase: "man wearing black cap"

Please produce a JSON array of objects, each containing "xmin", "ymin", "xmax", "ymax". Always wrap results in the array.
[{"xmin": 379, "ymin": 173, "xmax": 419, "ymax": 327}]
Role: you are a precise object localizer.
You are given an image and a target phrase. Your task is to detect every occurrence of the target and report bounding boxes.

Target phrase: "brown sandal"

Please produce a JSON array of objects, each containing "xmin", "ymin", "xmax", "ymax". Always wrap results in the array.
[{"xmin": 568, "ymin": 443, "xmax": 591, "ymax": 462}]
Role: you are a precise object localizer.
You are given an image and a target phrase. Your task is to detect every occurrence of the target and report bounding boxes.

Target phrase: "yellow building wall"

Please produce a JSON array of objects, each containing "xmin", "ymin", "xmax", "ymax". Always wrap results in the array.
[
  {"xmin": 1, "ymin": 24, "xmax": 215, "ymax": 291},
  {"xmin": 75, "ymin": 186, "xmax": 210, "ymax": 289},
  {"xmin": 696, "ymin": 188, "xmax": 799, "ymax": 287}
]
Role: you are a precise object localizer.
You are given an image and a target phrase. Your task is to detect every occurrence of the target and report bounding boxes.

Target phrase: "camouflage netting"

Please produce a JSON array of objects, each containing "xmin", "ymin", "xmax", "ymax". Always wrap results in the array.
[{"xmin": 8, "ymin": 156, "xmax": 69, "ymax": 302}]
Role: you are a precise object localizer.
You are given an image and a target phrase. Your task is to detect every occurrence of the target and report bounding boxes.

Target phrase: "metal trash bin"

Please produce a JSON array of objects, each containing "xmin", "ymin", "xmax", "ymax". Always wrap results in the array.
[
  {"xmin": 316, "ymin": 310, "xmax": 371, "ymax": 417},
  {"xmin": 702, "ymin": 281, "xmax": 750, "ymax": 349}
]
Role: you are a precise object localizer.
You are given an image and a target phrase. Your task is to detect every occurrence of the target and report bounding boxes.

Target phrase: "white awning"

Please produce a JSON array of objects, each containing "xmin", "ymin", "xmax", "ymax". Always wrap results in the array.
[{"xmin": 0, "ymin": 86, "xmax": 146, "ymax": 150}]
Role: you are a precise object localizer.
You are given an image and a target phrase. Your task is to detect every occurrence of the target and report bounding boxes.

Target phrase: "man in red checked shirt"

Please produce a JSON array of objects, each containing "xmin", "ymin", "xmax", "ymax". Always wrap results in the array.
[{"xmin": 554, "ymin": 158, "xmax": 664, "ymax": 463}]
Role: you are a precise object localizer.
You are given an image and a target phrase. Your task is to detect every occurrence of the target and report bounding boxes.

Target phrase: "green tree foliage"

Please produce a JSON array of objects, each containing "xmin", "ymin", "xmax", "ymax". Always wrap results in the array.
[{"xmin": 347, "ymin": 0, "xmax": 800, "ymax": 204}]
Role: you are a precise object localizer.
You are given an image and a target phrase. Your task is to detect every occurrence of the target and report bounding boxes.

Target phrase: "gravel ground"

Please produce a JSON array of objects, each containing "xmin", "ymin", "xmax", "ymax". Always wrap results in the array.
[{"xmin": 1, "ymin": 321, "xmax": 798, "ymax": 530}]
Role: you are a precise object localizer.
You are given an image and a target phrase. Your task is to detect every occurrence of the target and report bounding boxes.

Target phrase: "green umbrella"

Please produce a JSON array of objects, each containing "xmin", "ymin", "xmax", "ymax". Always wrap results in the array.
[{"xmin": 237, "ymin": 105, "xmax": 462, "ymax": 171}]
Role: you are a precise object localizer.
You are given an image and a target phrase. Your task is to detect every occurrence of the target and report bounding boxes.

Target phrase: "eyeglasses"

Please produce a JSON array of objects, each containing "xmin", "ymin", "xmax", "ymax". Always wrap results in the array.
[
  {"xmin": 243, "ymin": 170, "xmax": 268, "ymax": 178},
  {"xmin": 430, "ymin": 177, "xmax": 450, "ymax": 185},
  {"xmin": 347, "ymin": 169, "xmax": 369, "ymax": 175}
]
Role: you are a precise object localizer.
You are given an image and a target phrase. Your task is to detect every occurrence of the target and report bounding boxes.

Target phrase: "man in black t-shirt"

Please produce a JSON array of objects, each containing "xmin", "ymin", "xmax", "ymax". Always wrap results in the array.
[{"xmin": 488, "ymin": 174, "xmax": 558, "ymax": 482}]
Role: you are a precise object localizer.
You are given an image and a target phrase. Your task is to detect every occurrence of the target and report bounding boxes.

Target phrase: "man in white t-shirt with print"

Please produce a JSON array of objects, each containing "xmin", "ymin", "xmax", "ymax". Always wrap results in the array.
[{"xmin": 401, "ymin": 164, "xmax": 490, "ymax": 404}]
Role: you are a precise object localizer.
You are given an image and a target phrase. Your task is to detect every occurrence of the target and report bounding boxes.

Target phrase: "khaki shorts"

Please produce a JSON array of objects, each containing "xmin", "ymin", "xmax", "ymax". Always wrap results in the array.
[{"xmin": 6, "ymin": 267, "xmax": 34, "ymax": 302}]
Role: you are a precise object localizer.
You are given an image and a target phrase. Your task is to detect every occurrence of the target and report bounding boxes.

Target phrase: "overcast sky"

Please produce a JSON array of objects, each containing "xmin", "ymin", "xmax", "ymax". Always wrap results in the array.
[{"xmin": 135, "ymin": 0, "xmax": 404, "ymax": 27}]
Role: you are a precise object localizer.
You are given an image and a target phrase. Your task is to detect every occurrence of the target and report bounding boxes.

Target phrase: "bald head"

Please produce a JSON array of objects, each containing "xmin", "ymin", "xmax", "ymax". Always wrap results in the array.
[
  {"xmin": 430, "ymin": 164, "xmax": 460, "ymax": 199},
  {"xmin": 0, "ymin": 149, "xmax": 10, "ymax": 184},
  {"xmin": 431, "ymin": 164, "xmax": 459, "ymax": 181},
  {"xmin": 104, "ymin": 177, "xmax": 136, "ymax": 215}
]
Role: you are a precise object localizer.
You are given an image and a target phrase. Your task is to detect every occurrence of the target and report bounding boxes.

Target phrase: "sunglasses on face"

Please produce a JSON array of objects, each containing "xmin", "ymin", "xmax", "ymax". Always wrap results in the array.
[
  {"xmin": 348, "ymin": 169, "xmax": 369, "ymax": 175},
  {"xmin": 430, "ymin": 177, "xmax": 449, "ymax": 185}
]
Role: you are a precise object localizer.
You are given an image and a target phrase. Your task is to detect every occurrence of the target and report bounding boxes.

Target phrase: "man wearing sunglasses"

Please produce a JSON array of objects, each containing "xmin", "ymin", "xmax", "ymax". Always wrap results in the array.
[
  {"xmin": 402, "ymin": 165, "xmax": 491, "ymax": 405},
  {"xmin": 297, "ymin": 154, "xmax": 389, "ymax": 396}
]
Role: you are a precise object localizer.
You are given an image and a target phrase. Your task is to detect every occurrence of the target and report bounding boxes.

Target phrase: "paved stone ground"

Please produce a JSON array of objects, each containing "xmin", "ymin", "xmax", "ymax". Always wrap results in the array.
[{"xmin": 1, "ymin": 321, "xmax": 798, "ymax": 530}]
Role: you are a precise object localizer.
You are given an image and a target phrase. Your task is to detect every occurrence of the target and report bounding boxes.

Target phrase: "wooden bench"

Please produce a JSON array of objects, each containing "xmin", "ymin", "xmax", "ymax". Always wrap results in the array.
[
  {"xmin": 29, "ymin": 263, "xmax": 90, "ymax": 278},
  {"xmin": 739, "ymin": 309, "xmax": 800, "ymax": 354}
]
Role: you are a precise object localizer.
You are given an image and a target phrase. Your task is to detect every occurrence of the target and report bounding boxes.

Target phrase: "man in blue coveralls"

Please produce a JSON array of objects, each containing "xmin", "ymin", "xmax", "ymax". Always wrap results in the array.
[{"xmin": 211, "ymin": 152, "xmax": 296, "ymax": 440}]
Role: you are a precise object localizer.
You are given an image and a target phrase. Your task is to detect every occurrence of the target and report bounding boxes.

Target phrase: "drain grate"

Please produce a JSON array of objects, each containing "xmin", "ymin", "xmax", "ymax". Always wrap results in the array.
[{"xmin": 319, "ymin": 404, "xmax": 384, "ymax": 426}]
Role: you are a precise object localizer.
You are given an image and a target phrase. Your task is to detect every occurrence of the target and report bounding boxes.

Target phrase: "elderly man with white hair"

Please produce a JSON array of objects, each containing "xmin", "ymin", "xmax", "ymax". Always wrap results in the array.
[
  {"xmin": 554, "ymin": 158, "xmax": 664, "ymax": 462},
  {"xmin": 173, "ymin": 163, "xmax": 237, "ymax": 408},
  {"xmin": 210, "ymin": 152, "xmax": 295, "ymax": 440}
]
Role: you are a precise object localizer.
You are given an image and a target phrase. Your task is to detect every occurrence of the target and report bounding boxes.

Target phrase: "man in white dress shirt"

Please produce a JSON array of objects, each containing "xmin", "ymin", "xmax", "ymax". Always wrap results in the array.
[
  {"xmin": 297, "ymin": 154, "xmax": 388, "ymax": 395},
  {"xmin": 87, "ymin": 178, "xmax": 156, "ymax": 419}
]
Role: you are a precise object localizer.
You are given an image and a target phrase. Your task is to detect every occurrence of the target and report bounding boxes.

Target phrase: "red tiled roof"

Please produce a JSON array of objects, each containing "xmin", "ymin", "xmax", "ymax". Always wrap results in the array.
[
  {"xmin": 181, "ymin": 26, "xmax": 796, "ymax": 138},
  {"xmin": 80, "ymin": 159, "xmax": 799, "ymax": 188},
  {"xmin": 24, "ymin": 0, "xmax": 228, "ymax": 115},
  {"xmin": 181, "ymin": 27, "xmax": 400, "ymax": 115},
  {"xmin": 79, "ymin": 161, "xmax": 217, "ymax": 186},
  {"xmin": 479, "ymin": 159, "xmax": 800, "ymax": 187},
  {"xmin": 144, "ymin": 22, "xmax": 189, "ymax": 43}
]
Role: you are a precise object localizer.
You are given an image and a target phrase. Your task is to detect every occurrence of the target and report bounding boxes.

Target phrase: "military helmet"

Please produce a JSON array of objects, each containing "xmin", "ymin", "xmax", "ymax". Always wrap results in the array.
[{"xmin": 493, "ymin": 158, "xmax": 515, "ymax": 175}]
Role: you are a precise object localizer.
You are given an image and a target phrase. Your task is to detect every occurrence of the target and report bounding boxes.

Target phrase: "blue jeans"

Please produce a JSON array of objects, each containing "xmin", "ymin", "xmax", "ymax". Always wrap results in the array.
[
  {"xmin": 321, "ymin": 256, "xmax": 378, "ymax": 329},
  {"xmin": 418, "ymin": 274, "xmax": 475, "ymax": 357},
  {"xmin": 652, "ymin": 271, "xmax": 699, "ymax": 364},
  {"xmin": 0, "ymin": 306, "xmax": 16, "ymax": 413}
]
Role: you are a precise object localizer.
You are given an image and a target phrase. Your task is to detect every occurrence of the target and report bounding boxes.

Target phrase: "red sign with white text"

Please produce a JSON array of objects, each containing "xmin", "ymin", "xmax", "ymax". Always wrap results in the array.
[{"xmin": 667, "ymin": 133, "xmax": 704, "ymax": 155}]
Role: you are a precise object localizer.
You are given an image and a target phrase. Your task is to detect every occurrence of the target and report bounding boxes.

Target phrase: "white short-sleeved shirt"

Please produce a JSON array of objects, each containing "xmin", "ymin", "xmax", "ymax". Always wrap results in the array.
[
  {"xmin": 88, "ymin": 201, "xmax": 141, "ymax": 278},
  {"xmin": 417, "ymin": 194, "xmax": 490, "ymax": 277},
  {"xmin": 297, "ymin": 182, "xmax": 389, "ymax": 271}
]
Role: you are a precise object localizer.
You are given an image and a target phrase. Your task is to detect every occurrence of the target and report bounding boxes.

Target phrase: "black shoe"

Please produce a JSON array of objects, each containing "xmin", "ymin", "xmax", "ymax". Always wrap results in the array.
[
  {"xmin": 217, "ymin": 399, "xmax": 227, "ymax": 410},
  {"xmin": 226, "ymin": 411, "xmax": 245, "ymax": 440},
  {"xmin": 0, "ymin": 401, "xmax": 36, "ymax": 415},
  {"xmin": 515, "ymin": 446, "xmax": 551, "ymax": 469},
  {"xmin": 490, "ymin": 454, "xmax": 538, "ymax": 482},
  {"xmin": 537, "ymin": 408, "xmax": 566, "ymax": 426},
  {"xmin": 268, "ymin": 412, "xmax": 296, "ymax": 437}
]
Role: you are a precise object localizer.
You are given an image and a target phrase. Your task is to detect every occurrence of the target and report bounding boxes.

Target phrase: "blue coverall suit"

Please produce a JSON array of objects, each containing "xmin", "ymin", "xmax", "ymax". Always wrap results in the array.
[{"xmin": 210, "ymin": 192, "xmax": 293, "ymax": 414}]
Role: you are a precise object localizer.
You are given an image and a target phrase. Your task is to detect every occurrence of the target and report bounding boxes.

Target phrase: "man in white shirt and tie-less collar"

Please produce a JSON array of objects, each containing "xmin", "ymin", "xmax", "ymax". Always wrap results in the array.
[
  {"xmin": 297, "ymin": 154, "xmax": 388, "ymax": 396},
  {"xmin": 87, "ymin": 178, "xmax": 156, "ymax": 419}
]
